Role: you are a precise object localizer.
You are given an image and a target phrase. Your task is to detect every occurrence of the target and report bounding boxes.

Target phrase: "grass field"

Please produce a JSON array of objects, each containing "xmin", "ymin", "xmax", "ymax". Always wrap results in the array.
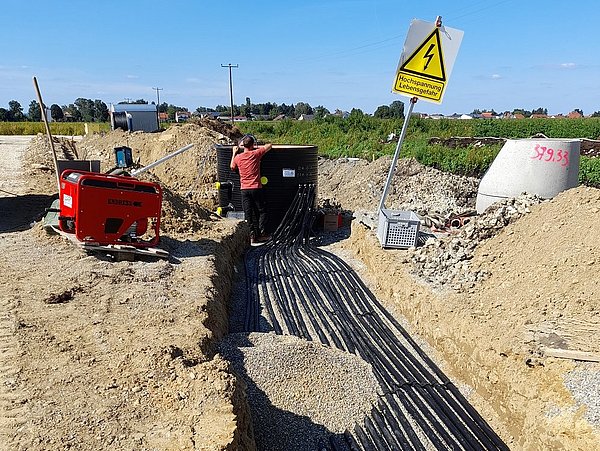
[{"xmin": 2, "ymin": 117, "xmax": 598, "ymax": 187}]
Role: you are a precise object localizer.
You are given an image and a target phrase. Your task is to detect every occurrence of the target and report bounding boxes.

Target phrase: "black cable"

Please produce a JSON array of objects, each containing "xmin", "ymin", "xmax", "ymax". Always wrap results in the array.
[{"xmin": 241, "ymin": 183, "xmax": 508, "ymax": 450}]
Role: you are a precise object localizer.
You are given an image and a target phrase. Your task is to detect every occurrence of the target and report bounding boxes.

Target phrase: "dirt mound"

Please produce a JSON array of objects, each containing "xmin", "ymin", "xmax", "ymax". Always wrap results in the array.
[
  {"xmin": 77, "ymin": 124, "xmax": 225, "ymax": 209},
  {"xmin": 22, "ymin": 124, "xmax": 242, "ymax": 238},
  {"xmin": 340, "ymin": 185, "xmax": 600, "ymax": 449},
  {"xmin": 318, "ymin": 156, "xmax": 479, "ymax": 216}
]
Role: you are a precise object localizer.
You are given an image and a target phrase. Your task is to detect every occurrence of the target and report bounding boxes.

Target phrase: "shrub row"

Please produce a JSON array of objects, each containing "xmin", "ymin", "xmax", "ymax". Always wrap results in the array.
[{"xmin": 240, "ymin": 117, "xmax": 600, "ymax": 187}]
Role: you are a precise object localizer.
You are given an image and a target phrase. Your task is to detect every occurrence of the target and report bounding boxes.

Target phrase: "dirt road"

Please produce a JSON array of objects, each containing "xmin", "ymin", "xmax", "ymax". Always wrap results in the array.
[{"xmin": 0, "ymin": 136, "xmax": 254, "ymax": 450}]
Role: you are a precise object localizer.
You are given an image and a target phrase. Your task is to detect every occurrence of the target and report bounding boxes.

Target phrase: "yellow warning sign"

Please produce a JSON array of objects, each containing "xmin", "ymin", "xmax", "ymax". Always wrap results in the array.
[
  {"xmin": 399, "ymin": 28, "xmax": 446, "ymax": 81},
  {"xmin": 392, "ymin": 20, "xmax": 462, "ymax": 104},
  {"xmin": 393, "ymin": 72, "xmax": 444, "ymax": 102}
]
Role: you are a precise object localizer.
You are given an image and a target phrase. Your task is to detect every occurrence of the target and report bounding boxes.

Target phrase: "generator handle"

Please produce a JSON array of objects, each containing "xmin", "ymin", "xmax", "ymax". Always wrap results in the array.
[{"xmin": 131, "ymin": 144, "xmax": 194, "ymax": 177}]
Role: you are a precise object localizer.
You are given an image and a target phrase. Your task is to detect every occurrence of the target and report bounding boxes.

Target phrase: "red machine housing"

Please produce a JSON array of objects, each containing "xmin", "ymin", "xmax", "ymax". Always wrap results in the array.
[{"xmin": 59, "ymin": 170, "xmax": 162, "ymax": 247}]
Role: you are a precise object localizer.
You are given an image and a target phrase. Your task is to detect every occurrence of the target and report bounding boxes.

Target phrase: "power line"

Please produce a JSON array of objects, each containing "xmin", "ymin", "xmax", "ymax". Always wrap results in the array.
[{"xmin": 221, "ymin": 64, "xmax": 238, "ymax": 124}]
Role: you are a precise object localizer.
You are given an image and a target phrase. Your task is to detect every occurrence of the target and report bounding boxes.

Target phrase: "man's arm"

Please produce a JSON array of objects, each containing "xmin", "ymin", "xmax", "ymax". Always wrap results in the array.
[
  {"xmin": 264, "ymin": 143, "xmax": 273, "ymax": 153},
  {"xmin": 230, "ymin": 146, "xmax": 241, "ymax": 170}
]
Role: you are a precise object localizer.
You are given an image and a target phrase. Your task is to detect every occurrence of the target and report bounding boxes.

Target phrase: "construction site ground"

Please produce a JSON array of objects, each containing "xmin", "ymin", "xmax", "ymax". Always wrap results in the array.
[{"xmin": 0, "ymin": 124, "xmax": 598, "ymax": 450}]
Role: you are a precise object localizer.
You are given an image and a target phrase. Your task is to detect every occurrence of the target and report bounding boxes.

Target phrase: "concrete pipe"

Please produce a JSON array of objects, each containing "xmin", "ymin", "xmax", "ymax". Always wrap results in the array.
[{"xmin": 476, "ymin": 138, "xmax": 580, "ymax": 213}]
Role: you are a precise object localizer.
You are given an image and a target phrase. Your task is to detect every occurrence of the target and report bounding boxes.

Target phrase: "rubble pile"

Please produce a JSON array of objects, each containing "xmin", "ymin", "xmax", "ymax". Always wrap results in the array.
[
  {"xmin": 318, "ymin": 156, "xmax": 480, "ymax": 217},
  {"xmin": 409, "ymin": 194, "xmax": 545, "ymax": 291}
]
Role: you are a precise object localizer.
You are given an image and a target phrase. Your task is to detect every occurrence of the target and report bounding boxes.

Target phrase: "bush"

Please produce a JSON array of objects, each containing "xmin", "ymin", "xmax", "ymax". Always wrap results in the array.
[{"xmin": 579, "ymin": 156, "xmax": 600, "ymax": 187}]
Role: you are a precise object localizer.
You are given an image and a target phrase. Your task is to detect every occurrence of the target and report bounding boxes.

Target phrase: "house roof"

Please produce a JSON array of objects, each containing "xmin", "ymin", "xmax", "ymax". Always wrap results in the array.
[{"xmin": 111, "ymin": 103, "xmax": 157, "ymax": 113}]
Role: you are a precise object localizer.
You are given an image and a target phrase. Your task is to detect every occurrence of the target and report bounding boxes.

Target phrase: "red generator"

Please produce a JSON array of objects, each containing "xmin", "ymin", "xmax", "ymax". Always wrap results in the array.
[{"xmin": 59, "ymin": 170, "xmax": 162, "ymax": 247}]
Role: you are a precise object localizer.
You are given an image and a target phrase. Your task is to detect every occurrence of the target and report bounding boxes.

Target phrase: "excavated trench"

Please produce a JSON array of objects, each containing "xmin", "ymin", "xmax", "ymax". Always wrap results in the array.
[{"xmin": 220, "ymin": 185, "xmax": 508, "ymax": 450}]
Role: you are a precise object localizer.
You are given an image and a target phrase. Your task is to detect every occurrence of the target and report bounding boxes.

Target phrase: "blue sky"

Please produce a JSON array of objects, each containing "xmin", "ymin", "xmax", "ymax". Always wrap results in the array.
[{"xmin": 1, "ymin": 1, "xmax": 598, "ymax": 116}]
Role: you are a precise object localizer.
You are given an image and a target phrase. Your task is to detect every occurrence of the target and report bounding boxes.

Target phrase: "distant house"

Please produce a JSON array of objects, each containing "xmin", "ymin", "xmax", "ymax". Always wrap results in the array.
[
  {"xmin": 298, "ymin": 114, "xmax": 314, "ymax": 121},
  {"xmin": 427, "ymin": 114, "xmax": 445, "ymax": 120},
  {"xmin": 196, "ymin": 111, "xmax": 220, "ymax": 120},
  {"xmin": 530, "ymin": 113, "xmax": 548, "ymax": 119},
  {"xmin": 273, "ymin": 114, "xmax": 286, "ymax": 121},
  {"xmin": 459, "ymin": 114, "xmax": 473, "ymax": 120},
  {"xmin": 568, "ymin": 110, "xmax": 583, "ymax": 119},
  {"xmin": 175, "ymin": 111, "xmax": 191, "ymax": 122},
  {"xmin": 217, "ymin": 115, "xmax": 248, "ymax": 122},
  {"xmin": 513, "ymin": 113, "xmax": 525, "ymax": 119},
  {"xmin": 480, "ymin": 112, "xmax": 496, "ymax": 119},
  {"xmin": 158, "ymin": 112, "xmax": 168, "ymax": 122}
]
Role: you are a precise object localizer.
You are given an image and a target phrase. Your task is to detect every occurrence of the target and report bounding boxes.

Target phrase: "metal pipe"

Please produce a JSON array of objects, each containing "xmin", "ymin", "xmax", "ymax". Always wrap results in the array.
[
  {"xmin": 131, "ymin": 144, "xmax": 194, "ymax": 176},
  {"xmin": 377, "ymin": 97, "xmax": 417, "ymax": 213}
]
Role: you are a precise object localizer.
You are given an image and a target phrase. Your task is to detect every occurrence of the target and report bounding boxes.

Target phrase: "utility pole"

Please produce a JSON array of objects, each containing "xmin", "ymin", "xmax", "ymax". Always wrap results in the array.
[
  {"xmin": 221, "ymin": 63, "xmax": 238, "ymax": 124},
  {"xmin": 152, "ymin": 87, "xmax": 163, "ymax": 127}
]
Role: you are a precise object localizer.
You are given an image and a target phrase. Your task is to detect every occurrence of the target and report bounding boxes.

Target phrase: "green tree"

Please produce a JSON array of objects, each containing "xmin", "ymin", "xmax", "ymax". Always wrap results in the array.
[
  {"xmin": 591, "ymin": 111, "xmax": 600, "ymax": 118},
  {"xmin": 294, "ymin": 102, "xmax": 313, "ymax": 118},
  {"xmin": 574, "ymin": 108, "xmax": 584, "ymax": 116},
  {"xmin": 313, "ymin": 105, "xmax": 330, "ymax": 119},
  {"xmin": 532, "ymin": 107, "xmax": 548, "ymax": 115},
  {"xmin": 74, "ymin": 98, "xmax": 95, "ymax": 122},
  {"xmin": 8, "ymin": 100, "xmax": 24, "ymax": 121},
  {"xmin": 512, "ymin": 108, "xmax": 531, "ymax": 117},
  {"xmin": 50, "ymin": 104, "xmax": 64, "ymax": 121},
  {"xmin": 62, "ymin": 104, "xmax": 82, "ymax": 121},
  {"xmin": 389, "ymin": 100, "xmax": 404, "ymax": 119},
  {"xmin": 93, "ymin": 100, "xmax": 109, "ymax": 122},
  {"xmin": 28, "ymin": 100, "xmax": 41, "ymax": 121},
  {"xmin": 158, "ymin": 102, "xmax": 169, "ymax": 113},
  {"xmin": 374, "ymin": 105, "xmax": 391, "ymax": 118},
  {"xmin": 0, "ymin": 108, "xmax": 8, "ymax": 121}
]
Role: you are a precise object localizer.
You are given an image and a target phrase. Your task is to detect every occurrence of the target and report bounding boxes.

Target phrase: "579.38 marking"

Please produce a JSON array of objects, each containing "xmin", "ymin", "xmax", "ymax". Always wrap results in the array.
[{"xmin": 531, "ymin": 144, "xmax": 569, "ymax": 167}]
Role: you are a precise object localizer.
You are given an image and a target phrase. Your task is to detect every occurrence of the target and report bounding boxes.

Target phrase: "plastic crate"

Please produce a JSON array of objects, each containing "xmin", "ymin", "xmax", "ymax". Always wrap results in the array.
[{"xmin": 377, "ymin": 209, "xmax": 420, "ymax": 249}]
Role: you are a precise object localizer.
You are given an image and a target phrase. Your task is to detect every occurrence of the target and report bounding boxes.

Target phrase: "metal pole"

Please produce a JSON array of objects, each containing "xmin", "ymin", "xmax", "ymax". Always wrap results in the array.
[
  {"xmin": 377, "ymin": 97, "xmax": 417, "ymax": 213},
  {"xmin": 221, "ymin": 63, "xmax": 238, "ymax": 124},
  {"xmin": 32, "ymin": 76, "xmax": 60, "ymax": 193},
  {"xmin": 152, "ymin": 87, "xmax": 162, "ymax": 128}
]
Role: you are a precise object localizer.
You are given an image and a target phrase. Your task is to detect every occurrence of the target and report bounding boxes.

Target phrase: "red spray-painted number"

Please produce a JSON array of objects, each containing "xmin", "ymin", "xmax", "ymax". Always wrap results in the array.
[{"xmin": 530, "ymin": 144, "xmax": 569, "ymax": 167}]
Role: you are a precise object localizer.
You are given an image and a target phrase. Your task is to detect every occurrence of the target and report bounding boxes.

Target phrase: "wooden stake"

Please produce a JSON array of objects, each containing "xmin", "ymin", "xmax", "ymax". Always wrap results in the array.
[{"xmin": 32, "ymin": 76, "xmax": 60, "ymax": 192}]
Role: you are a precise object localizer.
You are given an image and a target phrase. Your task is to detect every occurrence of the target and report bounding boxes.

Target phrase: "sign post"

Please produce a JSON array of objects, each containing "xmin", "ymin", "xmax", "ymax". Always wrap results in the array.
[{"xmin": 378, "ymin": 16, "xmax": 463, "ymax": 214}]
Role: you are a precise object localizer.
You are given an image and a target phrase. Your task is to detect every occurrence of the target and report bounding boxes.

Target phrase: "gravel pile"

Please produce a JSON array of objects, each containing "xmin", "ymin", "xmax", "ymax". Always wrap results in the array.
[
  {"xmin": 564, "ymin": 363, "xmax": 600, "ymax": 429},
  {"xmin": 409, "ymin": 194, "xmax": 545, "ymax": 292},
  {"xmin": 218, "ymin": 332, "xmax": 380, "ymax": 451}
]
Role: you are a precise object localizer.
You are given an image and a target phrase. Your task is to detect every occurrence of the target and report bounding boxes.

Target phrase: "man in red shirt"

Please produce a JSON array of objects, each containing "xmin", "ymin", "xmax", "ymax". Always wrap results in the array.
[{"xmin": 230, "ymin": 134, "xmax": 273, "ymax": 243}]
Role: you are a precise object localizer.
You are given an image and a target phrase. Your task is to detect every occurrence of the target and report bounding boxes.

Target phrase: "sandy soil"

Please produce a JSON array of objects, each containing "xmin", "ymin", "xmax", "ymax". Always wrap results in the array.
[
  {"xmin": 329, "ymin": 185, "xmax": 600, "ymax": 449},
  {"xmin": 0, "ymin": 134, "xmax": 254, "ymax": 450},
  {"xmin": 1, "ymin": 125, "xmax": 599, "ymax": 450}
]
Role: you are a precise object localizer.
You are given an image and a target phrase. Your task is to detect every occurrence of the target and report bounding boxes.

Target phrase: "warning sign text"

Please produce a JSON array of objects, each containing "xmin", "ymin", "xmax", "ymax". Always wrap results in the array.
[{"xmin": 393, "ymin": 73, "xmax": 444, "ymax": 102}]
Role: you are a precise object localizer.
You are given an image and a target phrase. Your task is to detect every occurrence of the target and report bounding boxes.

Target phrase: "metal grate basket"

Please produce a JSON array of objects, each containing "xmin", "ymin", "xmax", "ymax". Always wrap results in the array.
[{"xmin": 377, "ymin": 209, "xmax": 420, "ymax": 249}]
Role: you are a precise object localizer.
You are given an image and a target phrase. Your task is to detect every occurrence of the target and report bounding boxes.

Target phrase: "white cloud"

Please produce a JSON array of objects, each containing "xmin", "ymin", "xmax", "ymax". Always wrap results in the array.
[
  {"xmin": 491, "ymin": 74, "xmax": 502, "ymax": 79},
  {"xmin": 560, "ymin": 62, "xmax": 576, "ymax": 68},
  {"xmin": 126, "ymin": 74, "xmax": 139, "ymax": 79}
]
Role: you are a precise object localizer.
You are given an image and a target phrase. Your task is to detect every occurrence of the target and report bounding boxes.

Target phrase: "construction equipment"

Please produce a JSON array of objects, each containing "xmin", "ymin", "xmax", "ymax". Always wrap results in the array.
[
  {"xmin": 58, "ymin": 169, "xmax": 162, "ymax": 247},
  {"xmin": 49, "ymin": 143, "xmax": 194, "ymax": 259}
]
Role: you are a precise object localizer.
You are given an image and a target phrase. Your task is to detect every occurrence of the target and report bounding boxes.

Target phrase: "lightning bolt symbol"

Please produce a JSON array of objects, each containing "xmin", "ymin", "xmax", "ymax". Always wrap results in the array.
[{"xmin": 423, "ymin": 44, "xmax": 435, "ymax": 70}]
